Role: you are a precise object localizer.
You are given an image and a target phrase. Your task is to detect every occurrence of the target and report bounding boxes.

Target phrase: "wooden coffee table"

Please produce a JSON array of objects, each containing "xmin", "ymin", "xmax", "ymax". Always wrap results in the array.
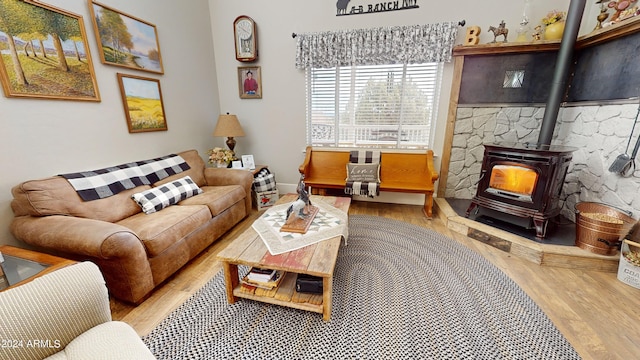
[
  {"xmin": 0, "ymin": 245, "xmax": 76, "ymax": 291},
  {"xmin": 217, "ymin": 194, "xmax": 351, "ymax": 321}
]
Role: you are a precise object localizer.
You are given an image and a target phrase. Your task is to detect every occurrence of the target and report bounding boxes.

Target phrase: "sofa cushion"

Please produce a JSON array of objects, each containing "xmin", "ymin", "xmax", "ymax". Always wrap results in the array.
[
  {"xmin": 10, "ymin": 177, "xmax": 146, "ymax": 222},
  {"xmin": 179, "ymin": 185, "xmax": 246, "ymax": 217},
  {"xmin": 117, "ymin": 204, "xmax": 211, "ymax": 257},
  {"xmin": 132, "ymin": 176, "xmax": 203, "ymax": 214},
  {"xmin": 45, "ymin": 321, "xmax": 155, "ymax": 360},
  {"xmin": 154, "ymin": 149, "xmax": 206, "ymax": 187}
]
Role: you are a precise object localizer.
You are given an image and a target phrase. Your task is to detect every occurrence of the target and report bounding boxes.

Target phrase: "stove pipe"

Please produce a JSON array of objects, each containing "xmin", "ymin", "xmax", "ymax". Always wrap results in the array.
[{"xmin": 537, "ymin": 0, "xmax": 586, "ymax": 146}]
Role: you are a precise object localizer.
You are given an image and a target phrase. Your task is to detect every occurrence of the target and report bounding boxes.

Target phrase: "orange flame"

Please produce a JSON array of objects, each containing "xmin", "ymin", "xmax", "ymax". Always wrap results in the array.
[{"xmin": 489, "ymin": 165, "xmax": 538, "ymax": 196}]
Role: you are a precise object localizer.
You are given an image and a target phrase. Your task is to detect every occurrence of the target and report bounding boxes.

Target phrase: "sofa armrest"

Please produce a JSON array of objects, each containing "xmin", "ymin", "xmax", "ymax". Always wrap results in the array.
[
  {"xmin": 10, "ymin": 215, "xmax": 155, "ymax": 304},
  {"xmin": 11, "ymin": 215, "xmax": 143, "ymax": 259},
  {"xmin": 0, "ymin": 262, "xmax": 112, "ymax": 360},
  {"xmin": 204, "ymin": 168, "xmax": 254, "ymax": 216},
  {"xmin": 204, "ymin": 167, "xmax": 253, "ymax": 187}
]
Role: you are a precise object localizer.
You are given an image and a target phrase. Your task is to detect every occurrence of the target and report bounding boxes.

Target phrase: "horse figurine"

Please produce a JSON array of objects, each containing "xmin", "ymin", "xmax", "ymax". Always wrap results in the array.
[
  {"xmin": 285, "ymin": 175, "xmax": 313, "ymax": 224},
  {"xmin": 488, "ymin": 21, "xmax": 508, "ymax": 43}
]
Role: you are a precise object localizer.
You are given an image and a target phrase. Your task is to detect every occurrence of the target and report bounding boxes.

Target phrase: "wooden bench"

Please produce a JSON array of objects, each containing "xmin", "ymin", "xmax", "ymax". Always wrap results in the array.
[{"xmin": 298, "ymin": 146, "xmax": 439, "ymax": 218}]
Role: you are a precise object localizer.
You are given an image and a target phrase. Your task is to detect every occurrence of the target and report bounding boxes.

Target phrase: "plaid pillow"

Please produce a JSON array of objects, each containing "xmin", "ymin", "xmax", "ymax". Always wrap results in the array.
[
  {"xmin": 132, "ymin": 176, "xmax": 203, "ymax": 214},
  {"xmin": 253, "ymin": 169, "xmax": 277, "ymax": 192}
]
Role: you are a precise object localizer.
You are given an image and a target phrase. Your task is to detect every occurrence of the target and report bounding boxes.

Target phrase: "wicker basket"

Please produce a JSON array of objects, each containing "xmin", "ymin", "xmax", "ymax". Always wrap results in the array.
[{"xmin": 575, "ymin": 202, "xmax": 635, "ymax": 255}]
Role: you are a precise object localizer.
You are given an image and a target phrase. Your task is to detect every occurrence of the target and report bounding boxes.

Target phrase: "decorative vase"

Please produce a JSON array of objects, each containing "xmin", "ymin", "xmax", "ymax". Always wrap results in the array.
[
  {"xmin": 215, "ymin": 161, "xmax": 228, "ymax": 168},
  {"xmin": 544, "ymin": 21, "xmax": 565, "ymax": 41}
]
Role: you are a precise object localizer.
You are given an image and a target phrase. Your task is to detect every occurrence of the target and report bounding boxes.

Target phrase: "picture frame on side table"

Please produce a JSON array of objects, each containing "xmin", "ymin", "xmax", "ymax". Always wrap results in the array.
[
  {"xmin": 88, "ymin": 1, "xmax": 164, "ymax": 74},
  {"xmin": 0, "ymin": 0, "xmax": 100, "ymax": 101},
  {"xmin": 238, "ymin": 66, "xmax": 262, "ymax": 99},
  {"xmin": 242, "ymin": 155, "xmax": 256, "ymax": 170},
  {"xmin": 117, "ymin": 73, "xmax": 167, "ymax": 133},
  {"xmin": 231, "ymin": 160, "xmax": 243, "ymax": 169}
]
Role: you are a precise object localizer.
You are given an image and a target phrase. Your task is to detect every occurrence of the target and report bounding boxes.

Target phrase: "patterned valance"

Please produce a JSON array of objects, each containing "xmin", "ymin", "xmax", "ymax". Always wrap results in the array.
[{"xmin": 295, "ymin": 22, "xmax": 459, "ymax": 69}]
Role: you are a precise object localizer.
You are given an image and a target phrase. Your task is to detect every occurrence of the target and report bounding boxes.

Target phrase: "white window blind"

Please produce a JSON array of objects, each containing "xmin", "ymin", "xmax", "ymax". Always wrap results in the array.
[{"xmin": 306, "ymin": 62, "xmax": 443, "ymax": 149}]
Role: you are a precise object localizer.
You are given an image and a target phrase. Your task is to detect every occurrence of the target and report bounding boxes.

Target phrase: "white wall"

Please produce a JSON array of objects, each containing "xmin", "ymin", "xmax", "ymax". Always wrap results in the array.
[
  {"xmin": 0, "ymin": 0, "xmax": 219, "ymax": 246},
  {"xmin": 208, "ymin": 0, "xmax": 577, "ymax": 196},
  {"xmin": 2, "ymin": 0, "xmax": 602, "ymax": 246}
]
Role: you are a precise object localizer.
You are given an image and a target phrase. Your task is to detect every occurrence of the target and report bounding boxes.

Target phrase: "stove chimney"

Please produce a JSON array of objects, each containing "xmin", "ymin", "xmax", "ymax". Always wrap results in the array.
[{"xmin": 537, "ymin": 0, "xmax": 586, "ymax": 146}]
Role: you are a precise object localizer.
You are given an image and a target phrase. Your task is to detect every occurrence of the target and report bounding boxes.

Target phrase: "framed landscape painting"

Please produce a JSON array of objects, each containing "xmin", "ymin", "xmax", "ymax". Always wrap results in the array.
[
  {"xmin": 88, "ymin": 1, "xmax": 164, "ymax": 74},
  {"xmin": 117, "ymin": 73, "xmax": 167, "ymax": 133},
  {"xmin": 0, "ymin": 0, "xmax": 100, "ymax": 101}
]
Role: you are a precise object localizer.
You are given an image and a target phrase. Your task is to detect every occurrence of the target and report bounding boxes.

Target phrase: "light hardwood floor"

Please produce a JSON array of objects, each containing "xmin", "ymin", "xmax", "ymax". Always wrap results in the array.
[{"xmin": 111, "ymin": 201, "xmax": 640, "ymax": 360}]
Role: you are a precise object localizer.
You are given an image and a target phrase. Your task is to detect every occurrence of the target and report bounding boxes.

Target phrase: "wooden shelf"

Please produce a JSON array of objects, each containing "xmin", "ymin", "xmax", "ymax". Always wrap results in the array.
[
  {"xmin": 454, "ymin": 41, "xmax": 560, "ymax": 56},
  {"xmin": 233, "ymin": 272, "xmax": 324, "ymax": 314},
  {"xmin": 454, "ymin": 16, "xmax": 640, "ymax": 56},
  {"xmin": 577, "ymin": 16, "xmax": 640, "ymax": 48}
]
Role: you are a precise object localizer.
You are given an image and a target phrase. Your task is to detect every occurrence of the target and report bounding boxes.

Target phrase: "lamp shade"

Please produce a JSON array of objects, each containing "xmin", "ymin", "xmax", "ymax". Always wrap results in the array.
[{"xmin": 213, "ymin": 113, "xmax": 245, "ymax": 137}]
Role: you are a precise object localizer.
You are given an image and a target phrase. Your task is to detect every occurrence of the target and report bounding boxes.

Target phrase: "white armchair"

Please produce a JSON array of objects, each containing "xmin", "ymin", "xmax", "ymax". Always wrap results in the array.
[{"xmin": 0, "ymin": 261, "xmax": 155, "ymax": 360}]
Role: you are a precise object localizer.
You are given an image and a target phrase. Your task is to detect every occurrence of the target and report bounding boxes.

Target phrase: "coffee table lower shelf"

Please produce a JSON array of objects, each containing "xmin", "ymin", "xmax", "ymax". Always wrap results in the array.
[
  {"xmin": 217, "ymin": 194, "xmax": 351, "ymax": 322},
  {"xmin": 233, "ymin": 272, "xmax": 324, "ymax": 315}
]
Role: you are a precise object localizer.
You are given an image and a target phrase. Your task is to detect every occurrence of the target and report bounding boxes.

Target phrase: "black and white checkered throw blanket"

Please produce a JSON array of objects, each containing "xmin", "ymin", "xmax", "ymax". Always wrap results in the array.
[
  {"xmin": 60, "ymin": 154, "xmax": 190, "ymax": 201},
  {"xmin": 345, "ymin": 150, "xmax": 380, "ymax": 198}
]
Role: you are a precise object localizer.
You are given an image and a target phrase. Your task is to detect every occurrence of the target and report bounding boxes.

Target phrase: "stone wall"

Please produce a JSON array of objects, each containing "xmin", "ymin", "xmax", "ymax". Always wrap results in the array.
[{"xmin": 446, "ymin": 104, "xmax": 640, "ymax": 221}]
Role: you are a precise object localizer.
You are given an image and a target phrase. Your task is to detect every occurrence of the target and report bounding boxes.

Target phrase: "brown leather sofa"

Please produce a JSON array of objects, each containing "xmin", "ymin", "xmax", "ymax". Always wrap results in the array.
[{"xmin": 9, "ymin": 149, "xmax": 253, "ymax": 304}]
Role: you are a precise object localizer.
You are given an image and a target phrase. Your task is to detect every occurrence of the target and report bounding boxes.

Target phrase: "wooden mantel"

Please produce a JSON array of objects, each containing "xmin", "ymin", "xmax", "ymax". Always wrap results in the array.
[{"xmin": 452, "ymin": 16, "xmax": 640, "ymax": 56}]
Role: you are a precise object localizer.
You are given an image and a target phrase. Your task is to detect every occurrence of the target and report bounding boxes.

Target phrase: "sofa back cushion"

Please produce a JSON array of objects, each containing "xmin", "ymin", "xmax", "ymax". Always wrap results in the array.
[
  {"xmin": 155, "ymin": 149, "xmax": 206, "ymax": 187},
  {"xmin": 10, "ymin": 150, "xmax": 206, "ymax": 222},
  {"xmin": 11, "ymin": 176, "xmax": 148, "ymax": 222}
]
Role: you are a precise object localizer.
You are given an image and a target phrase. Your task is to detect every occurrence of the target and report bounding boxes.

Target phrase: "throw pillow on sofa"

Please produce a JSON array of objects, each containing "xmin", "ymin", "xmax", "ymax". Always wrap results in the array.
[{"xmin": 132, "ymin": 175, "xmax": 203, "ymax": 214}]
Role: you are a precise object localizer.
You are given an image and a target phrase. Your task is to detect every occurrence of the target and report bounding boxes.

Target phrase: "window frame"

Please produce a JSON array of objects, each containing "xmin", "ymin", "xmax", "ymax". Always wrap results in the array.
[{"xmin": 305, "ymin": 62, "xmax": 443, "ymax": 149}]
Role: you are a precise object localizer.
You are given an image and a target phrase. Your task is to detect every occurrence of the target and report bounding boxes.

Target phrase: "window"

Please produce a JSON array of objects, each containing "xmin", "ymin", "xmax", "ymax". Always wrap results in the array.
[{"xmin": 306, "ymin": 62, "xmax": 443, "ymax": 149}]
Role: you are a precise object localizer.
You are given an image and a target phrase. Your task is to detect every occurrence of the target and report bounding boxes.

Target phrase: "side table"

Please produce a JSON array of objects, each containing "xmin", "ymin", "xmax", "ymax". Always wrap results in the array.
[{"xmin": 0, "ymin": 245, "xmax": 76, "ymax": 291}]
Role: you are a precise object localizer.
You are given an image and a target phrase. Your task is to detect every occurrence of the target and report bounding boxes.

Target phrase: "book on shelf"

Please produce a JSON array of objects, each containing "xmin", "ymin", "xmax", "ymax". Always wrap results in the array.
[
  {"xmin": 242, "ymin": 268, "xmax": 286, "ymax": 290},
  {"xmin": 246, "ymin": 267, "xmax": 276, "ymax": 283}
]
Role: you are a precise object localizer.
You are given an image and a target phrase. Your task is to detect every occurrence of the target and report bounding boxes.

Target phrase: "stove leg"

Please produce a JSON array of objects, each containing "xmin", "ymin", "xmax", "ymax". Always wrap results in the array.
[
  {"xmin": 466, "ymin": 201, "xmax": 478, "ymax": 217},
  {"xmin": 533, "ymin": 218, "xmax": 549, "ymax": 239}
]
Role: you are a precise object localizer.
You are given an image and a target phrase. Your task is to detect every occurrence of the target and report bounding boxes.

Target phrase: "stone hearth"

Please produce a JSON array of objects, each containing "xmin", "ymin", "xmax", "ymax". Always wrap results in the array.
[
  {"xmin": 446, "ymin": 105, "xmax": 640, "ymax": 222},
  {"xmin": 434, "ymin": 197, "xmax": 620, "ymax": 272}
]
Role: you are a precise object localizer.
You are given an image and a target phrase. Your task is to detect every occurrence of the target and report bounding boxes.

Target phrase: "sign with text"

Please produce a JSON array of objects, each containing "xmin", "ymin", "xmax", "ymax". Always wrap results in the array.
[{"xmin": 337, "ymin": 0, "xmax": 419, "ymax": 16}]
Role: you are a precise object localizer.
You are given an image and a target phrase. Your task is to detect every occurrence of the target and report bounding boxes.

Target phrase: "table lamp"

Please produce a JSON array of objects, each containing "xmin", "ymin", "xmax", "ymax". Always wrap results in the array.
[{"xmin": 213, "ymin": 113, "xmax": 245, "ymax": 152}]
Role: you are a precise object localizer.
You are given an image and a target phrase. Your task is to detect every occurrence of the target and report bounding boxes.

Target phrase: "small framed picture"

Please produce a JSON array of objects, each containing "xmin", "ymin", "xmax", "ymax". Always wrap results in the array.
[
  {"xmin": 231, "ymin": 160, "xmax": 243, "ymax": 169},
  {"xmin": 242, "ymin": 155, "xmax": 256, "ymax": 170},
  {"xmin": 238, "ymin": 66, "xmax": 262, "ymax": 99},
  {"xmin": 117, "ymin": 73, "xmax": 167, "ymax": 133}
]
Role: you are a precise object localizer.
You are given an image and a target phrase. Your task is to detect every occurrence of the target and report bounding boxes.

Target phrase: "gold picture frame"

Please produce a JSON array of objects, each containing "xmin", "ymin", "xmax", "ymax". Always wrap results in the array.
[
  {"xmin": 88, "ymin": 1, "xmax": 164, "ymax": 74},
  {"xmin": 0, "ymin": 0, "xmax": 100, "ymax": 101},
  {"xmin": 117, "ymin": 73, "xmax": 167, "ymax": 133},
  {"xmin": 238, "ymin": 66, "xmax": 262, "ymax": 99}
]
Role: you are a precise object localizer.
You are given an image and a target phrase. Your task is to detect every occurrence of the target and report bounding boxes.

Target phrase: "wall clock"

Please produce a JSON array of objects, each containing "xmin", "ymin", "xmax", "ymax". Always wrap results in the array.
[{"xmin": 234, "ymin": 15, "xmax": 258, "ymax": 62}]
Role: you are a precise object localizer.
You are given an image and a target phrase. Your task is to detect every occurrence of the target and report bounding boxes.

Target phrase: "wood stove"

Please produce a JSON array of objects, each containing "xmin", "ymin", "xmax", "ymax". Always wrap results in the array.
[{"xmin": 466, "ymin": 142, "xmax": 576, "ymax": 239}]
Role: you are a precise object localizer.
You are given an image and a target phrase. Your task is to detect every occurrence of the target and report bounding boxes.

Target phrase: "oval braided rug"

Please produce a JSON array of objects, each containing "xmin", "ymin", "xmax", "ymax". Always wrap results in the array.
[{"xmin": 143, "ymin": 215, "xmax": 581, "ymax": 359}]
